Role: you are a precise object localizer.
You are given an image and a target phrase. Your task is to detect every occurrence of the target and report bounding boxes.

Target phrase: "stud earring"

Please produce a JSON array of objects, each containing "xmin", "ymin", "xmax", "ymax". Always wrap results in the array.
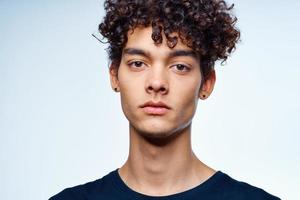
[{"xmin": 114, "ymin": 88, "xmax": 118, "ymax": 92}]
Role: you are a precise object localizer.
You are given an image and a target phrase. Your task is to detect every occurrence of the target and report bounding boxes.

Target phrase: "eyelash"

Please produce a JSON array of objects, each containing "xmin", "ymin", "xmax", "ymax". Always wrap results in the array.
[
  {"xmin": 172, "ymin": 64, "xmax": 191, "ymax": 72},
  {"xmin": 128, "ymin": 61, "xmax": 145, "ymax": 68},
  {"xmin": 127, "ymin": 61, "xmax": 191, "ymax": 72}
]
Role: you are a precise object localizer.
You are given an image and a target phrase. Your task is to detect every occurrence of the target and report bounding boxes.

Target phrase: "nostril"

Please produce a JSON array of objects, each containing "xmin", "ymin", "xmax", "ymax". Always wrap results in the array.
[
  {"xmin": 146, "ymin": 80, "xmax": 168, "ymax": 94},
  {"xmin": 148, "ymin": 86, "xmax": 166, "ymax": 92}
]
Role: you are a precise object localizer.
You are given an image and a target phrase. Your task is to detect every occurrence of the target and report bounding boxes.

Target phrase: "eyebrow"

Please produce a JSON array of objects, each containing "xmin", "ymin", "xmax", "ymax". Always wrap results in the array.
[
  {"xmin": 169, "ymin": 50, "xmax": 198, "ymax": 60},
  {"xmin": 123, "ymin": 48, "xmax": 199, "ymax": 60},
  {"xmin": 123, "ymin": 48, "xmax": 150, "ymax": 58}
]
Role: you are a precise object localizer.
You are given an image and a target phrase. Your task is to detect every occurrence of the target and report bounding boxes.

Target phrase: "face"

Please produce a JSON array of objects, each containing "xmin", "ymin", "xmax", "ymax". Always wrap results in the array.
[{"xmin": 110, "ymin": 27, "xmax": 215, "ymax": 139}]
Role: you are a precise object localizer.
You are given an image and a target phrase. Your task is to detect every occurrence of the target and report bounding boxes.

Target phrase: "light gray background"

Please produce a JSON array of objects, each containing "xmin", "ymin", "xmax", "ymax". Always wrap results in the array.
[{"xmin": 1, "ymin": 0, "xmax": 299, "ymax": 199}]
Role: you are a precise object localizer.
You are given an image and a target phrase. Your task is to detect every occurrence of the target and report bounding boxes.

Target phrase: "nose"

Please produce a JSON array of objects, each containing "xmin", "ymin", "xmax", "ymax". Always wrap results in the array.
[{"xmin": 145, "ymin": 67, "xmax": 169, "ymax": 95}]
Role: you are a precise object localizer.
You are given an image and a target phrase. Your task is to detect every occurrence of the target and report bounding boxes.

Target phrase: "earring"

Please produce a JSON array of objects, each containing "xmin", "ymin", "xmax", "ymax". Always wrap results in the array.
[
  {"xmin": 202, "ymin": 94, "xmax": 206, "ymax": 98},
  {"xmin": 114, "ymin": 88, "xmax": 118, "ymax": 92}
]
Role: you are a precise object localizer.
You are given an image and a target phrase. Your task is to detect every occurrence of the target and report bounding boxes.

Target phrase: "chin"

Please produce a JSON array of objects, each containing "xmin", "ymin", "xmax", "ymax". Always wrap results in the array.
[
  {"xmin": 141, "ymin": 129, "xmax": 173, "ymax": 139},
  {"xmin": 138, "ymin": 128, "xmax": 184, "ymax": 146},
  {"xmin": 131, "ymin": 121, "xmax": 185, "ymax": 144}
]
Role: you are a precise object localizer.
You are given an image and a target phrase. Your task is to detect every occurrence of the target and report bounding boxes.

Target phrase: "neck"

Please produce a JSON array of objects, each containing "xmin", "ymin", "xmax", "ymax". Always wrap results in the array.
[{"xmin": 118, "ymin": 123, "xmax": 216, "ymax": 196}]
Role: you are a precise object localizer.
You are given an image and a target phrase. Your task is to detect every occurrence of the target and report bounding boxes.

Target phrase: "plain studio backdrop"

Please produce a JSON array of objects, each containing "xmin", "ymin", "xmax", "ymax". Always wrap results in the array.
[{"xmin": 0, "ymin": 0, "xmax": 299, "ymax": 199}]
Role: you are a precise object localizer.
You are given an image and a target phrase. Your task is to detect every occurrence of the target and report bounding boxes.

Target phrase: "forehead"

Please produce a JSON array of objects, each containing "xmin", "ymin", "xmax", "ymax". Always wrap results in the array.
[{"xmin": 125, "ymin": 27, "xmax": 193, "ymax": 52}]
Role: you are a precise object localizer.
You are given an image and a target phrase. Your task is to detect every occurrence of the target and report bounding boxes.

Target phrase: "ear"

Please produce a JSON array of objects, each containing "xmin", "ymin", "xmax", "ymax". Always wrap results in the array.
[
  {"xmin": 109, "ymin": 63, "xmax": 119, "ymax": 92},
  {"xmin": 199, "ymin": 70, "xmax": 216, "ymax": 100}
]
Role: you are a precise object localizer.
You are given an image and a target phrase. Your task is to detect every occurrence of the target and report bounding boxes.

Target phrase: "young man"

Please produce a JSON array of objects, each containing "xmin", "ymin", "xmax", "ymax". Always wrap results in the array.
[{"xmin": 50, "ymin": 0, "xmax": 280, "ymax": 199}]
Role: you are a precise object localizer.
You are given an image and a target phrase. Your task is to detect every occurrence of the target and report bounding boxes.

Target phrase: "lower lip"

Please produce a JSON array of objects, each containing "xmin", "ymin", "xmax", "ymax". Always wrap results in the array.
[{"xmin": 142, "ymin": 106, "xmax": 169, "ymax": 115}]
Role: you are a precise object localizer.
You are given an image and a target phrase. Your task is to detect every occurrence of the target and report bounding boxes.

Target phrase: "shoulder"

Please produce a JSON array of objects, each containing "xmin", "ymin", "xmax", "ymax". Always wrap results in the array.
[
  {"xmin": 218, "ymin": 171, "xmax": 281, "ymax": 200},
  {"xmin": 48, "ymin": 169, "xmax": 117, "ymax": 200}
]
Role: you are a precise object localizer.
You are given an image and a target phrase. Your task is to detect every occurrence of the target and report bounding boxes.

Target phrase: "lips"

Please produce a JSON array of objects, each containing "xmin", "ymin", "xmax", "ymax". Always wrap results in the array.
[{"xmin": 140, "ymin": 101, "xmax": 171, "ymax": 115}]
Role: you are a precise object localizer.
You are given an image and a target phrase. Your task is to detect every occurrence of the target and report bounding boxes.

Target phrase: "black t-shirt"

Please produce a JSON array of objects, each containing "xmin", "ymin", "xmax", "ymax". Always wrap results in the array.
[{"xmin": 49, "ymin": 169, "xmax": 280, "ymax": 200}]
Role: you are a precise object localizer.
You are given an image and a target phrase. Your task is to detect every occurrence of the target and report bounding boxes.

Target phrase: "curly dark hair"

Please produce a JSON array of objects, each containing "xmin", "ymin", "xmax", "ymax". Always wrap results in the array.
[{"xmin": 98, "ymin": 0, "xmax": 240, "ymax": 80}]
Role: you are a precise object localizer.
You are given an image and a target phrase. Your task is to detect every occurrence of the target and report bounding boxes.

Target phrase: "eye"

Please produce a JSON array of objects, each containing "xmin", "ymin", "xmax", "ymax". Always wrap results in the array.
[
  {"xmin": 172, "ymin": 64, "xmax": 190, "ymax": 72},
  {"xmin": 128, "ymin": 61, "xmax": 145, "ymax": 68}
]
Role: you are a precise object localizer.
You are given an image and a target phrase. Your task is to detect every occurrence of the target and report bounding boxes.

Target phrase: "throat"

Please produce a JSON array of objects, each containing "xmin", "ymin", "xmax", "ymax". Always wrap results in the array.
[
  {"xmin": 118, "ymin": 154, "xmax": 216, "ymax": 196},
  {"xmin": 118, "ymin": 121, "xmax": 216, "ymax": 196}
]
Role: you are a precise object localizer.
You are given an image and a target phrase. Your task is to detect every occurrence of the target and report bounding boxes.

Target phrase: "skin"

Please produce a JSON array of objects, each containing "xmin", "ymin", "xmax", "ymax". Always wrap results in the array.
[{"xmin": 109, "ymin": 26, "xmax": 217, "ymax": 196}]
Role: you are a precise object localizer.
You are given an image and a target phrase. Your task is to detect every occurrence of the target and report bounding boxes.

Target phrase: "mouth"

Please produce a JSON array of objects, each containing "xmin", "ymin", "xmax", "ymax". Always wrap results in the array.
[{"xmin": 140, "ymin": 101, "xmax": 171, "ymax": 115}]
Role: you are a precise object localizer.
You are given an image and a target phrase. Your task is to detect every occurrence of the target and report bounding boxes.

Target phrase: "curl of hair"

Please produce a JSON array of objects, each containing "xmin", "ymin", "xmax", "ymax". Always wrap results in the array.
[{"xmin": 99, "ymin": 0, "xmax": 240, "ymax": 79}]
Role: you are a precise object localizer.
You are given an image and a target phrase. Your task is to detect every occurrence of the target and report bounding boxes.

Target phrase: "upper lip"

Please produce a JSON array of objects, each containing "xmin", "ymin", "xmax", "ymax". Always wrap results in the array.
[{"xmin": 140, "ymin": 101, "xmax": 171, "ymax": 109}]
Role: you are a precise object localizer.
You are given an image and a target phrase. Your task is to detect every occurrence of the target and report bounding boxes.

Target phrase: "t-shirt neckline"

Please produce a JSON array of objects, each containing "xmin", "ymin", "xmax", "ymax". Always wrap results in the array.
[{"xmin": 111, "ymin": 168, "xmax": 224, "ymax": 199}]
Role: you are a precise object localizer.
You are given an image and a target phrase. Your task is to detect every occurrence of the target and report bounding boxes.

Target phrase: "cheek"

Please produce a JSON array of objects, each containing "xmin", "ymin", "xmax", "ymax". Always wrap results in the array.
[
  {"xmin": 173, "ymin": 73, "xmax": 201, "ymax": 97},
  {"xmin": 119, "ymin": 81, "xmax": 138, "ymax": 109},
  {"xmin": 172, "ymin": 77, "xmax": 201, "ymax": 116},
  {"xmin": 118, "ymin": 68, "xmax": 143, "ymax": 117},
  {"xmin": 119, "ymin": 85, "xmax": 139, "ymax": 123}
]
